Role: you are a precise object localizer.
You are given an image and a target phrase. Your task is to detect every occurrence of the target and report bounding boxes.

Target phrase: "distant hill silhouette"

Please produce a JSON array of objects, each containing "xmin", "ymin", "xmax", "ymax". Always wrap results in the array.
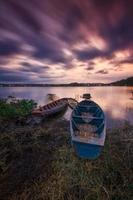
[
  {"xmin": 0, "ymin": 77, "xmax": 133, "ymax": 87},
  {"xmin": 109, "ymin": 77, "xmax": 133, "ymax": 86}
]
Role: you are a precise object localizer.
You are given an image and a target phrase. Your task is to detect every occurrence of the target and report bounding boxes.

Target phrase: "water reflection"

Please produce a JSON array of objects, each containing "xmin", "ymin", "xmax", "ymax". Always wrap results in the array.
[{"xmin": 0, "ymin": 86, "xmax": 133, "ymax": 128}]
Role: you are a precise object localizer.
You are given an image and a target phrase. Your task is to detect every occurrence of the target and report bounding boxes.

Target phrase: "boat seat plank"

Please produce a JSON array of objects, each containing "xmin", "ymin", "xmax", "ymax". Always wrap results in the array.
[
  {"xmin": 72, "ymin": 115, "xmax": 104, "ymax": 120},
  {"xmin": 78, "ymin": 105, "xmax": 97, "ymax": 108}
]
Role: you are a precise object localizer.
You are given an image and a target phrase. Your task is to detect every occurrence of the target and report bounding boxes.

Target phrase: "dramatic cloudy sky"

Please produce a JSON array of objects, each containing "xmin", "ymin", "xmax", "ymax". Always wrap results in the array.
[{"xmin": 0, "ymin": 0, "xmax": 133, "ymax": 83}]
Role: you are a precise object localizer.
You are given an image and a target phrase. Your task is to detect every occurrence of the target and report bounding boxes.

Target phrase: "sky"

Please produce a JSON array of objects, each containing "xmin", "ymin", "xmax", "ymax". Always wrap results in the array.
[{"xmin": 0, "ymin": 0, "xmax": 133, "ymax": 83}]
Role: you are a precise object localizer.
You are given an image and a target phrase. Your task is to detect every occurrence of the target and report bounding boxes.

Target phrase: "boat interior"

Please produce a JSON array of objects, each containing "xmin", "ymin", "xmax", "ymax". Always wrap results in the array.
[
  {"xmin": 33, "ymin": 98, "xmax": 67, "ymax": 113},
  {"xmin": 72, "ymin": 100, "xmax": 105, "ymax": 139},
  {"xmin": 41, "ymin": 99, "xmax": 66, "ymax": 110}
]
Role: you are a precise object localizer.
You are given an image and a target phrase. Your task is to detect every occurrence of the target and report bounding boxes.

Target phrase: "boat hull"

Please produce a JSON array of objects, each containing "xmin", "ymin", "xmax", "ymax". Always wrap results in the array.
[
  {"xmin": 44, "ymin": 104, "xmax": 67, "ymax": 118},
  {"xmin": 32, "ymin": 98, "xmax": 68, "ymax": 118},
  {"xmin": 72, "ymin": 141, "xmax": 102, "ymax": 159}
]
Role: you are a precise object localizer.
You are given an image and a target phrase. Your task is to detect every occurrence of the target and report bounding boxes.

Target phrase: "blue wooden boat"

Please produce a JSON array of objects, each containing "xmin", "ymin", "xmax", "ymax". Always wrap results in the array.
[{"xmin": 70, "ymin": 99, "xmax": 106, "ymax": 159}]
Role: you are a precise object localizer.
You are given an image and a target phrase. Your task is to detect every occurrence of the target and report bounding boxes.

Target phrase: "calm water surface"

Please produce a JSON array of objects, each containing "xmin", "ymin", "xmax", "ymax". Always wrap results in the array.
[{"xmin": 0, "ymin": 86, "xmax": 133, "ymax": 128}]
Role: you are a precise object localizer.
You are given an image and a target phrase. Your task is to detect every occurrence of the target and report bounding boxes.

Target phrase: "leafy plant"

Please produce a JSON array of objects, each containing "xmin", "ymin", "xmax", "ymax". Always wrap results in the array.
[{"xmin": 0, "ymin": 99, "xmax": 37, "ymax": 120}]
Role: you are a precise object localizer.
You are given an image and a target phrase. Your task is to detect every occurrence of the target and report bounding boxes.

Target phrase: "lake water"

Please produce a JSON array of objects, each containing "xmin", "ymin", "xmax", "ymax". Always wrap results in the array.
[{"xmin": 0, "ymin": 86, "xmax": 133, "ymax": 128}]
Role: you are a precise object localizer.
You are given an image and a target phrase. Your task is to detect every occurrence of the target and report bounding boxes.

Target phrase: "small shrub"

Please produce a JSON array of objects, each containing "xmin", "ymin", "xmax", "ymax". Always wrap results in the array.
[{"xmin": 0, "ymin": 99, "xmax": 37, "ymax": 120}]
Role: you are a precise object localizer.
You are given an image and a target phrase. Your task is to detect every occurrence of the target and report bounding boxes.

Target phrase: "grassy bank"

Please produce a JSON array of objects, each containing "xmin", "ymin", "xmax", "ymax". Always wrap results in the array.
[
  {"xmin": 0, "ymin": 118, "xmax": 133, "ymax": 200},
  {"xmin": 0, "ymin": 99, "xmax": 37, "ymax": 122}
]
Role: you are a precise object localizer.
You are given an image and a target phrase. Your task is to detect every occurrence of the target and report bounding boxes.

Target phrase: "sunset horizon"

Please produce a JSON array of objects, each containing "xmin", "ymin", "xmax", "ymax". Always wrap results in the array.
[{"xmin": 0, "ymin": 75, "xmax": 132, "ymax": 85}]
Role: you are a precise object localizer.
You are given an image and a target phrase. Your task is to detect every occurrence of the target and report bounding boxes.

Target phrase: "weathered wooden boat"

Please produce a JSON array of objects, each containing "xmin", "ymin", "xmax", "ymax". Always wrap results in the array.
[
  {"xmin": 70, "ymin": 99, "xmax": 106, "ymax": 159},
  {"xmin": 67, "ymin": 98, "xmax": 78, "ymax": 109},
  {"xmin": 32, "ymin": 98, "xmax": 68, "ymax": 117}
]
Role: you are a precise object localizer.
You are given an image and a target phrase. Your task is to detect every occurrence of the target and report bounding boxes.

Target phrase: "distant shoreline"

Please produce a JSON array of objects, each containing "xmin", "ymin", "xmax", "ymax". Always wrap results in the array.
[
  {"xmin": 0, "ymin": 77, "xmax": 132, "ymax": 87},
  {"xmin": 0, "ymin": 84, "xmax": 133, "ymax": 87}
]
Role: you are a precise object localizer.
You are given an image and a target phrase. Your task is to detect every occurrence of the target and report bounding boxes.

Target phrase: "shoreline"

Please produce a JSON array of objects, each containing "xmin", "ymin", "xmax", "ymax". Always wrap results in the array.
[
  {"xmin": 0, "ymin": 85, "xmax": 133, "ymax": 87},
  {"xmin": 0, "ymin": 118, "xmax": 133, "ymax": 200},
  {"xmin": 0, "ymin": 98, "xmax": 133, "ymax": 199}
]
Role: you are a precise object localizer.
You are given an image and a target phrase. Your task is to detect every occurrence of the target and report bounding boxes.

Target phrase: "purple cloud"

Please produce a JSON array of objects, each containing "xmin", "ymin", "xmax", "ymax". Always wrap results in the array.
[
  {"xmin": 96, "ymin": 69, "xmax": 109, "ymax": 74},
  {"xmin": 0, "ymin": 0, "xmax": 133, "ymax": 82}
]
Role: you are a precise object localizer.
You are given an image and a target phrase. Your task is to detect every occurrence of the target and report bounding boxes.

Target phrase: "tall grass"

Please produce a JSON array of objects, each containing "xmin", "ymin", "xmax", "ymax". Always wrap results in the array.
[
  {"xmin": 0, "ymin": 119, "xmax": 132, "ymax": 200},
  {"xmin": 41, "ymin": 124, "xmax": 133, "ymax": 200}
]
